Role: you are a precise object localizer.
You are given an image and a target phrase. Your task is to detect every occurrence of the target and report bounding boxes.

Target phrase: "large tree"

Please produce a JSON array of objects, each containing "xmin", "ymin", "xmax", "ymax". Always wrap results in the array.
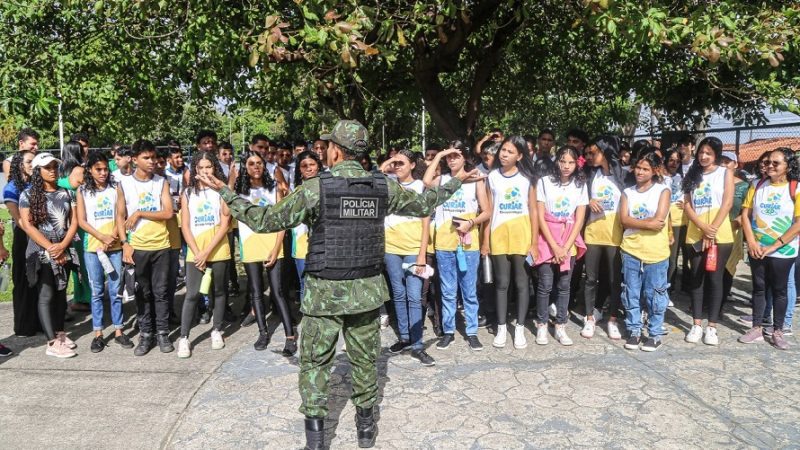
[{"xmin": 1, "ymin": 1, "xmax": 797, "ymax": 146}]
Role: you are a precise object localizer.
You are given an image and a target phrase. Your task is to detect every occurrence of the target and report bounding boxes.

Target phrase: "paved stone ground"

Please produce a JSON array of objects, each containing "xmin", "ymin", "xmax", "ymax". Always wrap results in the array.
[{"xmin": 1, "ymin": 266, "xmax": 799, "ymax": 449}]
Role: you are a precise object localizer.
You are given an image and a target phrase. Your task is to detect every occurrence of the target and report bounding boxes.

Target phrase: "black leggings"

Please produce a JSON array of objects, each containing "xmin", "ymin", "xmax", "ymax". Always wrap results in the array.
[
  {"xmin": 751, "ymin": 256, "xmax": 794, "ymax": 330},
  {"xmin": 181, "ymin": 260, "xmax": 229, "ymax": 337},
  {"xmin": 491, "ymin": 254, "xmax": 529, "ymax": 325},
  {"xmin": 583, "ymin": 244, "xmax": 622, "ymax": 319},
  {"xmin": 36, "ymin": 264, "xmax": 67, "ymax": 341},
  {"xmin": 687, "ymin": 243, "xmax": 733, "ymax": 323},
  {"xmin": 668, "ymin": 225, "xmax": 688, "ymax": 288},
  {"xmin": 244, "ymin": 260, "xmax": 294, "ymax": 337}
]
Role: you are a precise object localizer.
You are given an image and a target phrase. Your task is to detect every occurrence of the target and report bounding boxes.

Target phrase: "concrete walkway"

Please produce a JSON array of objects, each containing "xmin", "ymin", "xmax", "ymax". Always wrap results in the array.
[{"xmin": 0, "ymin": 271, "xmax": 798, "ymax": 449}]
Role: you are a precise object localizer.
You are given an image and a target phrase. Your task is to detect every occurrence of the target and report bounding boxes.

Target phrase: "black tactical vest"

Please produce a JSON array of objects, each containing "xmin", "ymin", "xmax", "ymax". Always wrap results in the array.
[{"xmin": 304, "ymin": 171, "xmax": 389, "ymax": 280}]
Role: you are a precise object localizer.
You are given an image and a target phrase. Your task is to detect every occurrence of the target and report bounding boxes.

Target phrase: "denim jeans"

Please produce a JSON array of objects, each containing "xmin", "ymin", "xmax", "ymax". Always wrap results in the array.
[
  {"xmin": 84, "ymin": 250, "xmax": 124, "ymax": 331},
  {"xmin": 436, "ymin": 250, "xmax": 480, "ymax": 336},
  {"xmin": 765, "ymin": 263, "xmax": 796, "ymax": 329},
  {"xmin": 385, "ymin": 253, "xmax": 424, "ymax": 350},
  {"xmin": 295, "ymin": 258, "xmax": 306, "ymax": 301},
  {"xmin": 621, "ymin": 252, "xmax": 669, "ymax": 338}
]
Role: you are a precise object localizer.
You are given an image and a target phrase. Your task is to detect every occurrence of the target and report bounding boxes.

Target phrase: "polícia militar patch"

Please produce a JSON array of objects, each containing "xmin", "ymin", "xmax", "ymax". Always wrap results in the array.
[{"xmin": 339, "ymin": 197, "xmax": 379, "ymax": 219}]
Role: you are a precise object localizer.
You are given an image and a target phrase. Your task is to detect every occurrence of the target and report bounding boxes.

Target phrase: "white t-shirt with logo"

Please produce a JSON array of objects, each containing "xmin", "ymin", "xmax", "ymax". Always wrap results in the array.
[
  {"xmin": 537, "ymin": 176, "xmax": 589, "ymax": 221},
  {"xmin": 488, "ymin": 169, "xmax": 532, "ymax": 255},
  {"xmin": 79, "ymin": 185, "xmax": 120, "ymax": 253}
]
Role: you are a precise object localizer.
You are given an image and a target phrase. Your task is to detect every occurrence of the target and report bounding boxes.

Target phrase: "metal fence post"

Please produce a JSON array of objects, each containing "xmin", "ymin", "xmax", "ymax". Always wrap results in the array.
[{"xmin": 735, "ymin": 129, "xmax": 741, "ymax": 156}]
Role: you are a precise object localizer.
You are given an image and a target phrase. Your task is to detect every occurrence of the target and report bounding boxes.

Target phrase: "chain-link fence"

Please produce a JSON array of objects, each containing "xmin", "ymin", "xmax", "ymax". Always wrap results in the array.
[{"xmin": 625, "ymin": 122, "xmax": 800, "ymax": 173}]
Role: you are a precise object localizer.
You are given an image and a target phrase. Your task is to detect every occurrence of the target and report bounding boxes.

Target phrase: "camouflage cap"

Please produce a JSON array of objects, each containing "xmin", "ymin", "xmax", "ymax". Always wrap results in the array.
[{"xmin": 320, "ymin": 120, "xmax": 369, "ymax": 154}]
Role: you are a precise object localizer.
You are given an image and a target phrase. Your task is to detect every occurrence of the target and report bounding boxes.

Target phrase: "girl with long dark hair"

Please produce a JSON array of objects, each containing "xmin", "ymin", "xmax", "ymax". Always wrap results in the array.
[
  {"xmin": 424, "ymin": 140, "xmax": 491, "ymax": 351},
  {"xmin": 18, "ymin": 153, "xmax": 80, "ymax": 358},
  {"xmin": 681, "ymin": 137, "xmax": 734, "ymax": 345},
  {"xmin": 176, "ymin": 152, "xmax": 232, "ymax": 358},
  {"xmin": 76, "ymin": 152, "xmax": 133, "ymax": 352},
  {"xmin": 383, "ymin": 149, "xmax": 435, "ymax": 365},
  {"xmin": 235, "ymin": 151, "xmax": 297, "ymax": 355},
  {"xmin": 57, "ymin": 140, "xmax": 91, "ymax": 310},
  {"xmin": 581, "ymin": 135, "xmax": 625, "ymax": 340},
  {"xmin": 534, "ymin": 145, "xmax": 588, "ymax": 346},
  {"xmin": 619, "ymin": 152, "xmax": 671, "ymax": 351},
  {"xmin": 3, "ymin": 151, "xmax": 40, "ymax": 338},
  {"xmin": 482, "ymin": 136, "xmax": 538, "ymax": 349},
  {"xmin": 739, "ymin": 148, "xmax": 800, "ymax": 350}
]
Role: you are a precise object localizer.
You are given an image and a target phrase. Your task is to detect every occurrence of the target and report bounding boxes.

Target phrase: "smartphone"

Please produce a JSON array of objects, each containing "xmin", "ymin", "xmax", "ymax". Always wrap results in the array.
[
  {"xmin": 452, "ymin": 216, "xmax": 467, "ymax": 227},
  {"xmin": 525, "ymin": 254, "xmax": 534, "ymax": 266}
]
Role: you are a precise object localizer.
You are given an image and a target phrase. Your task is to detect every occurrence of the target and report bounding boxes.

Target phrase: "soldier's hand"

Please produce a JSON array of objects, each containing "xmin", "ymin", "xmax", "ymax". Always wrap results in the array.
[
  {"xmin": 196, "ymin": 172, "xmax": 225, "ymax": 191},
  {"xmin": 454, "ymin": 167, "xmax": 486, "ymax": 183}
]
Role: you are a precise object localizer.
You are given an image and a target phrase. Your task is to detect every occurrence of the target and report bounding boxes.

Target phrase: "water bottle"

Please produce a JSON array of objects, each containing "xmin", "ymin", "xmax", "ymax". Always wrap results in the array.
[
  {"xmin": 199, "ymin": 267, "xmax": 213, "ymax": 295},
  {"xmin": 401, "ymin": 262, "xmax": 435, "ymax": 279},
  {"xmin": 705, "ymin": 243, "xmax": 718, "ymax": 272},
  {"xmin": 456, "ymin": 244, "xmax": 467, "ymax": 272},
  {"xmin": 97, "ymin": 250, "xmax": 115, "ymax": 275},
  {"xmin": 0, "ymin": 263, "xmax": 10, "ymax": 292},
  {"xmin": 481, "ymin": 254, "xmax": 493, "ymax": 284}
]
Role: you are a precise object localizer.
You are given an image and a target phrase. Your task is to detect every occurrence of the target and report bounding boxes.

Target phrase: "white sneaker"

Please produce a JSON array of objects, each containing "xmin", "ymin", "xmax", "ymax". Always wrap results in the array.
[
  {"xmin": 668, "ymin": 299, "xmax": 674, "ymax": 307},
  {"xmin": 703, "ymin": 327, "xmax": 719, "ymax": 345},
  {"xmin": 536, "ymin": 324, "xmax": 549, "ymax": 345},
  {"xmin": 379, "ymin": 314, "xmax": 390, "ymax": 330},
  {"xmin": 607, "ymin": 321, "xmax": 622, "ymax": 340},
  {"xmin": 514, "ymin": 324, "xmax": 527, "ymax": 349},
  {"xmin": 211, "ymin": 330, "xmax": 225, "ymax": 350},
  {"xmin": 177, "ymin": 337, "xmax": 191, "ymax": 358},
  {"xmin": 592, "ymin": 307, "xmax": 603, "ymax": 323},
  {"xmin": 685, "ymin": 325, "xmax": 703, "ymax": 343},
  {"xmin": 493, "ymin": 324, "xmax": 507, "ymax": 348},
  {"xmin": 581, "ymin": 320, "xmax": 595, "ymax": 338},
  {"xmin": 555, "ymin": 325, "xmax": 573, "ymax": 346},
  {"xmin": 549, "ymin": 303, "xmax": 557, "ymax": 319}
]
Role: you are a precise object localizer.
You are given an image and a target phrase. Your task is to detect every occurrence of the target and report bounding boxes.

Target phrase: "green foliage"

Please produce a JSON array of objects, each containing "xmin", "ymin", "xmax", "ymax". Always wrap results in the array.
[{"xmin": 0, "ymin": 1, "xmax": 797, "ymax": 150}]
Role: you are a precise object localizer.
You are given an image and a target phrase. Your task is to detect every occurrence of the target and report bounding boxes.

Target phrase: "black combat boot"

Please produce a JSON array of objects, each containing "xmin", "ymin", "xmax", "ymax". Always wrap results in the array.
[
  {"xmin": 304, "ymin": 416, "xmax": 325, "ymax": 450},
  {"xmin": 355, "ymin": 406, "xmax": 377, "ymax": 448},
  {"xmin": 134, "ymin": 333, "xmax": 153, "ymax": 356},
  {"xmin": 157, "ymin": 332, "xmax": 174, "ymax": 353}
]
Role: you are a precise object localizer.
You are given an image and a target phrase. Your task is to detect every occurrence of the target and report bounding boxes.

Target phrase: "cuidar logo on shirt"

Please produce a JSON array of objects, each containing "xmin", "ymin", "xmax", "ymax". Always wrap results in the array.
[
  {"xmin": 499, "ymin": 187, "xmax": 523, "ymax": 213},
  {"xmin": 692, "ymin": 182, "xmax": 712, "ymax": 208},
  {"xmin": 137, "ymin": 192, "xmax": 158, "ymax": 212},
  {"xmin": 94, "ymin": 196, "xmax": 114, "ymax": 220},
  {"xmin": 194, "ymin": 200, "xmax": 216, "ymax": 226},
  {"xmin": 252, "ymin": 192, "xmax": 271, "ymax": 207},
  {"xmin": 595, "ymin": 185, "xmax": 616, "ymax": 211},
  {"xmin": 631, "ymin": 203, "xmax": 651, "ymax": 220},
  {"xmin": 442, "ymin": 188, "xmax": 466, "ymax": 212},
  {"xmin": 759, "ymin": 192, "xmax": 783, "ymax": 216},
  {"xmin": 552, "ymin": 196, "xmax": 572, "ymax": 219}
]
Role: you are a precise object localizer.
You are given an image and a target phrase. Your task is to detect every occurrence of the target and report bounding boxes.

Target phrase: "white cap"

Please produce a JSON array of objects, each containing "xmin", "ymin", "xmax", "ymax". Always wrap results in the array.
[
  {"xmin": 31, "ymin": 152, "xmax": 61, "ymax": 169},
  {"xmin": 721, "ymin": 151, "xmax": 737, "ymax": 162}
]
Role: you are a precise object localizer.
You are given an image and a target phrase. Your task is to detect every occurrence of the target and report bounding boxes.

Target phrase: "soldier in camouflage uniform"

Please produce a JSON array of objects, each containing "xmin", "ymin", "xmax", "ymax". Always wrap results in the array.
[{"xmin": 196, "ymin": 120, "xmax": 479, "ymax": 449}]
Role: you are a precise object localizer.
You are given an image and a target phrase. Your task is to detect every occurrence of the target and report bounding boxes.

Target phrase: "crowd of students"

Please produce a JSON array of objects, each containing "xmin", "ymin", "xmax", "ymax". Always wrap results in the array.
[{"xmin": 0, "ymin": 126, "xmax": 797, "ymax": 363}]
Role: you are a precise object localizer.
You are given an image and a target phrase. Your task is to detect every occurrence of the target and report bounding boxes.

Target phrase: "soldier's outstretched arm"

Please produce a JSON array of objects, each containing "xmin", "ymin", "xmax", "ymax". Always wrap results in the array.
[
  {"xmin": 219, "ymin": 186, "xmax": 313, "ymax": 233},
  {"xmin": 387, "ymin": 176, "xmax": 463, "ymax": 218},
  {"xmin": 195, "ymin": 170, "xmax": 315, "ymax": 233}
]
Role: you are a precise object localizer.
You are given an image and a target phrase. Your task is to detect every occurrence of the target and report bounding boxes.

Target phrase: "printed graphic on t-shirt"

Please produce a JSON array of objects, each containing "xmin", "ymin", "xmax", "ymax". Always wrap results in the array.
[
  {"xmin": 692, "ymin": 181, "xmax": 713, "ymax": 209},
  {"xmin": 137, "ymin": 191, "xmax": 158, "ymax": 212},
  {"xmin": 94, "ymin": 196, "xmax": 114, "ymax": 220},
  {"xmin": 441, "ymin": 188, "xmax": 466, "ymax": 212},
  {"xmin": 498, "ymin": 186, "xmax": 524, "ymax": 213},
  {"xmin": 551, "ymin": 195, "xmax": 573, "ymax": 219},
  {"xmin": 595, "ymin": 185, "xmax": 617, "ymax": 211},
  {"xmin": 759, "ymin": 192, "xmax": 784, "ymax": 216}
]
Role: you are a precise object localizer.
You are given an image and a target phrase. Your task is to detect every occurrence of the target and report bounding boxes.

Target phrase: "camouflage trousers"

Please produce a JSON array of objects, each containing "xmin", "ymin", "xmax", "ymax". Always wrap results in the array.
[{"xmin": 298, "ymin": 309, "xmax": 380, "ymax": 418}]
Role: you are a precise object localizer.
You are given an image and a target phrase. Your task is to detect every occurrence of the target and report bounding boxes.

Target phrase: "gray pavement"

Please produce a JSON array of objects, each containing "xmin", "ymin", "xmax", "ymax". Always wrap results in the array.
[{"xmin": 0, "ymin": 267, "xmax": 799, "ymax": 449}]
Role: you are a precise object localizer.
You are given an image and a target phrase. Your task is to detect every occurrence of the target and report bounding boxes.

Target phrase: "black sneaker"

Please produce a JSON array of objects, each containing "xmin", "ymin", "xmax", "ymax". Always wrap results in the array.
[
  {"xmin": 90, "ymin": 336, "xmax": 106, "ymax": 353},
  {"xmin": 388, "ymin": 341, "xmax": 412, "ymax": 354},
  {"xmin": 467, "ymin": 335, "xmax": 484, "ymax": 351},
  {"xmin": 436, "ymin": 334, "xmax": 455, "ymax": 350},
  {"xmin": 477, "ymin": 315, "xmax": 488, "ymax": 329},
  {"xmin": 624, "ymin": 335, "xmax": 642, "ymax": 350},
  {"xmin": 134, "ymin": 334, "xmax": 154, "ymax": 356},
  {"xmin": 254, "ymin": 332, "xmax": 270, "ymax": 351},
  {"xmin": 224, "ymin": 305, "xmax": 237, "ymax": 323},
  {"xmin": 0, "ymin": 344, "xmax": 13, "ymax": 357},
  {"xmin": 157, "ymin": 334, "xmax": 174, "ymax": 353},
  {"xmin": 199, "ymin": 311, "xmax": 211, "ymax": 325},
  {"xmin": 410, "ymin": 349, "xmax": 435, "ymax": 366},
  {"xmin": 114, "ymin": 334, "xmax": 134, "ymax": 349},
  {"xmin": 641, "ymin": 337, "xmax": 662, "ymax": 352},
  {"xmin": 240, "ymin": 313, "xmax": 257, "ymax": 328},
  {"xmin": 282, "ymin": 338, "xmax": 297, "ymax": 357}
]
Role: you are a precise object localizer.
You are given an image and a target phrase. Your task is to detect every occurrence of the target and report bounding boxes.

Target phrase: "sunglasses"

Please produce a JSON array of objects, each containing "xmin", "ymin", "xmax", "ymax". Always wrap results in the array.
[{"xmin": 766, "ymin": 160, "xmax": 784, "ymax": 167}]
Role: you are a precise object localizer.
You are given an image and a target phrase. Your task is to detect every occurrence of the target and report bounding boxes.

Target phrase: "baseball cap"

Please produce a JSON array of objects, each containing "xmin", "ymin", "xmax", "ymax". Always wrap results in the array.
[
  {"xmin": 721, "ymin": 151, "xmax": 737, "ymax": 162},
  {"xmin": 320, "ymin": 120, "xmax": 369, "ymax": 154},
  {"xmin": 31, "ymin": 152, "xmax": 61, "ymax": 169}
]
